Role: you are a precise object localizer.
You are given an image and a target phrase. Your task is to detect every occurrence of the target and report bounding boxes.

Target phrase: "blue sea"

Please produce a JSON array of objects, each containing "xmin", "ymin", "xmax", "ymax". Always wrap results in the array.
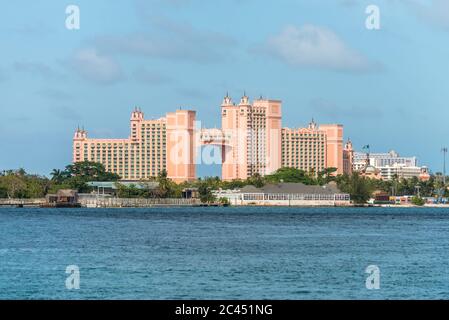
[{"xmin": 1, "ymin": 207, "xmax": 449, "ymax": 300}]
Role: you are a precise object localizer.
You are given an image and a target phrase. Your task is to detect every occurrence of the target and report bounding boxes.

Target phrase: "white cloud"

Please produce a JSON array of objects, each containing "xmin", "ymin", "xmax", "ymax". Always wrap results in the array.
[
  {"xmin": 71, "ymin": 49, "xmax": 124, "ymax": 84},
  {"xmin": 410, "ymin": 0, "xmax": 449, "ymax": 30},
  {"xmin": 264, "ymin": 25, "xmax": 376, "ymax": 72},
  {"xmin": 91, "ymin": 16, "xmax": 236, "ymax": 64}
]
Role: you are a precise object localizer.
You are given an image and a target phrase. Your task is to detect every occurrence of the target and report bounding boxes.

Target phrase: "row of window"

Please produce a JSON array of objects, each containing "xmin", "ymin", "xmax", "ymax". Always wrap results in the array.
[{"xmin": 242, "ymin": 194, "xmax": 350, "ymax": 201}]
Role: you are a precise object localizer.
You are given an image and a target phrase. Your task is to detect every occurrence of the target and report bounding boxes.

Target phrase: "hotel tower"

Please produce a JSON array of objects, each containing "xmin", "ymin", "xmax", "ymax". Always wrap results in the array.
[
  {"xmin": 220, "ymin": 94, "xmax": 282, "ymax": 180},
  {"xmin": 73, "ymin": 94, "xmax": 351, "ymax": 182},
  {"xmin": 73, "ymin": 108, "xmax": 196, "ymax": 183}
]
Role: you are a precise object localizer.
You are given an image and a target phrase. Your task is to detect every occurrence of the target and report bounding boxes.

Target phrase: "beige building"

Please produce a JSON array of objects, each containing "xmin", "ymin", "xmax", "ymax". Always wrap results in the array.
[
  {"xmin": 281, "ymin": 120, "xmax": 327, "ymax": 174},
  {"xmin": 73, "ymin": 108, "xmax": 196, "ymax": 183}
]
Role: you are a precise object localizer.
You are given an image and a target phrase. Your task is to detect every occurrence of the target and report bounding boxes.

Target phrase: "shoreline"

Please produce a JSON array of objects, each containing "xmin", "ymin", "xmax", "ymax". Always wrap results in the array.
[{"xmin": 2, "ymin": 203, "xmax": 449, "ymax": 209}]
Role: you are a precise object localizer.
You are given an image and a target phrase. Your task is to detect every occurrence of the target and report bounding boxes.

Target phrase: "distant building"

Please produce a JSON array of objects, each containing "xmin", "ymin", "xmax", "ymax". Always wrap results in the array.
[
  {"xmin": 86, "ymin": 181, "xmax": 159, "ymax": 195},
  {"xmin": 213, "ymin": 182, "xmax": 350, "ymax": 206},
  {"xmin": 343, "ymin": 139, "xmax": 354, "ymax": 175},
  {"xmin": 73, "ymin": 108, "xmax": 196, "ymax": 183},
  {"xmin": 360, "ymin": 164, "xmax": 382, "ymax": 180},
  {"xmin": 353, "ymin": 150, "xmax": 417, "ymax": 171},
  {"xmin": 353, "ymin": 149, "xmax": 428, "ymax": 181},
  {"xmin": 379, "ymin": 164, "xmax": 430, "ymax": 181},
  {"xmin": 182, "ymin": 188, "xmax": 199, "ymax": 199},
  {"xmin": 220, "ymin": 94, "xmax": 283, "ymax": 180},
  {"xmin": 73, "ymin": 94, "xmax": 350, "ymax": 182},
  {"xmin": 45, "ymin": 190, "xmax": 80, "ymax": 207},
  {"xmin": 281, "ymin": 120, "xmax": 327, "ymax": 174}
]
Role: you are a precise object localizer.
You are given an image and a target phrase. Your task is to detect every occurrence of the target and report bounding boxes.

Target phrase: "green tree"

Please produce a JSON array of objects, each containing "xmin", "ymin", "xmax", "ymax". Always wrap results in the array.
[
  {"xmin": 221, "ymin": 179, "xmax": 246, "ymax": 190},
  {"xmin": 115, "ymin": 183, "xmax": 142, "ymax": 198},
  {"xmin": 50, "ymin": 169, "xmax": 67, "ymax": 184},
  {"xmin": 336, "ymin": 173, "xmax": 373, "ymax": 204},
  {"xmin": 411, "ymin": 196, "xmax": 426, "ymax": 206},
  {"xmin": 0, "ymin": 184, "xmax": 7, "ymax": 198},
  {"xmin": 248, "ymin": 173, "xmax": 265, "ymax": 188},
  {"xmin": 24, "ymin": 174, "xmax": 49, "ymax": 198},
  {"xmin": 218, "ymin": 197, "xmax": 230, "ymax": 206},
  {"xmin": 317, "ymin": 167, "xmax": 337, "ymax": 185},
  {"xmin": 198, "ymin": 182, "xmax": 216, "ymax": 203},
  {"xmin": 0, "ymin": 174, "xmax": 27, "ymax": 198},
  {"xmin": 64, "ymin": 161, "xmax": 120, "ymax": 181},
  {"xmin": 265, "ymin": 167, "xmax": 316, "ymax": 185},
  {"xmin": 156, "ymin": 170, "xmax": 177, "ymax": 198}
]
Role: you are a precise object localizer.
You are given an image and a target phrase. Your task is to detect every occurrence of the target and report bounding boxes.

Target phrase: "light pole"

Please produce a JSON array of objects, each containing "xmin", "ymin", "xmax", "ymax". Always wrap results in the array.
[
  {"xmin": 415, "ymin": 185, "xmax": 421, "ymax": 198},
  {"xmin": 438, "ymin": 147, "xmax": 448, "ymax": 203},
  {"xmin": 442, "ymin": 147, "xmax": 447, "ymax": 186}
]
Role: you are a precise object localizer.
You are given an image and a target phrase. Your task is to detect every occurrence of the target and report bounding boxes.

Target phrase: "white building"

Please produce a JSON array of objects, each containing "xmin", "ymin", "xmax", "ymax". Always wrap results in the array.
[
  {"xmin": 353, "ymin": 150, "xmax": 417, "ymax": 171},
  {"xmin": 213, "ymin": 182, "xmax": 351, "ymax": 206},
  {"xmin": 353, "ymin": 150, "xmax": 428, "ymax": 180},
  {"xmin": 379, "ymin": 163, "xmax": 430, "ymax": 181}
]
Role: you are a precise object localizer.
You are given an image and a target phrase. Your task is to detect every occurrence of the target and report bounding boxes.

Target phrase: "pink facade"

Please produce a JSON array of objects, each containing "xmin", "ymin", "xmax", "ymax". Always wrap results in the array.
[
  {"xmin": 73, "ymin": 95, "xmax": 349, "ymax": 183},
  {"xmin": 220, "ymin": 94, "xmax": 282, "ymax": 181},
  {"xmin": 73, "ymin": 108, "xmax": 195, "ymax": 183},
  {"xmin": 319, "ymin": 124, "xmax": 344, "ymax": 175},
  {"xmin": 166, "ymin": 110, "xmax": 196, "ymax": 183}
]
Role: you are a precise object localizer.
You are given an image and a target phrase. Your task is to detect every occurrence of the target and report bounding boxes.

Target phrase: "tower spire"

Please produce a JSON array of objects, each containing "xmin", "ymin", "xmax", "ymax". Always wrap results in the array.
[{"xmin": 223, "ymin": 92, "xmax": 233, "ymax": 105}]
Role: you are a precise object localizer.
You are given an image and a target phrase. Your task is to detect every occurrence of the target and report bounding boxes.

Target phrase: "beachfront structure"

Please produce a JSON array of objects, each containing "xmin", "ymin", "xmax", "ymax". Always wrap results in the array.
[
  {"xmin": 213, "ymin": 182, "xmax": 351, "ymax": 206},
  {"xmin": 73, "ymin": 94, "xmax": 350, "ymax": 182},
  {"xmin": 86, "ymin": 181, "xmax": 159, "ymax": 195}
]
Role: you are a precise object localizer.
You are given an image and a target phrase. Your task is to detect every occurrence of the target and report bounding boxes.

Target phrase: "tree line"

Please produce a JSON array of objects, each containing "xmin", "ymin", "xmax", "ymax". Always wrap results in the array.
[{"xmin": 1, "ymin": 161, "xmax": 446, "ymax": 204}]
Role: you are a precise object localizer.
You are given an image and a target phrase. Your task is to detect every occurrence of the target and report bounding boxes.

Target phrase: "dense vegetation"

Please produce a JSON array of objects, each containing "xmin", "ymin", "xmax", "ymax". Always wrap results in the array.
[
  {"xmin": 1, "ymin": 162, "xmax": 447, "ymax": 204},
  {"xmin": 0, "ymin": 169, "xmax": 49, "ymax": 199},
  {"xmin": 0, "ymin": 162, "xmax": 119, "ymax": 198}
]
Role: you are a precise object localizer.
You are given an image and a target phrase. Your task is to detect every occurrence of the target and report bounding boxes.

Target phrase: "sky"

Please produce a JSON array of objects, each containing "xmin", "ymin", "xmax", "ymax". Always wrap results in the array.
[{"xmin": 0, "ymin": 0, "xmax": 448, "ymax": 177}]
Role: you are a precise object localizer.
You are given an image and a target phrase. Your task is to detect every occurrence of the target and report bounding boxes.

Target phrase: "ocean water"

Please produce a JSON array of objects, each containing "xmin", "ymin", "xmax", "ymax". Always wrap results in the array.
[{"xmin": 1, "ymin": 206, "xmax": 449, "ymax": 300}]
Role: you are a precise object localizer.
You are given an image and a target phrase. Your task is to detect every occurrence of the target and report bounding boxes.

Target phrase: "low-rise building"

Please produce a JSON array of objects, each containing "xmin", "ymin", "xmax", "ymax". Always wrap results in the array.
[
  {"xmin": 213, "ymin": 182, "xmax": 350, "ymax": 206},
  {"xmin": 45, "ymin": 190, "xmax": 80, "ymax": 208},
  {"xmin": 86, "ymin": 181, "xmax": 159, "ymax": 195}
]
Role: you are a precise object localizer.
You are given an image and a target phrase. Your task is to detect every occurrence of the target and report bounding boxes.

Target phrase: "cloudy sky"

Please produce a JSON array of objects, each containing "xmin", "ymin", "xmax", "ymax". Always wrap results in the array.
[{"xmin": 0, "ymin": 0, "xmax": 448, "ymax": 177}]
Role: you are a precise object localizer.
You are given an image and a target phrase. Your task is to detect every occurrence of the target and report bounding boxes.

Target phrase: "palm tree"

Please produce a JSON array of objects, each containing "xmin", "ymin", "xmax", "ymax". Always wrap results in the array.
[
  {"xmin": 50, "ymin": 169, "xmax": 64, "ymax": 184},
  {"xmin": 157, "ymin": 170, "xmax": 172, "ymax": 198}
]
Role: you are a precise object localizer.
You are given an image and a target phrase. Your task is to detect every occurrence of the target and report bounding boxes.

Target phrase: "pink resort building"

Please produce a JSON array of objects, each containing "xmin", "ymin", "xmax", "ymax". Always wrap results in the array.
[
  {"xmin": 73, "ymin": 108, "xmax": 196, "ymax": 183},
  {"xmin": 73, "ymin": 94, "xmax": 352, "ymax": 182},
  {"xmin": 219, "ymin": 94, "xmax": 282, "ymax": 180}
]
